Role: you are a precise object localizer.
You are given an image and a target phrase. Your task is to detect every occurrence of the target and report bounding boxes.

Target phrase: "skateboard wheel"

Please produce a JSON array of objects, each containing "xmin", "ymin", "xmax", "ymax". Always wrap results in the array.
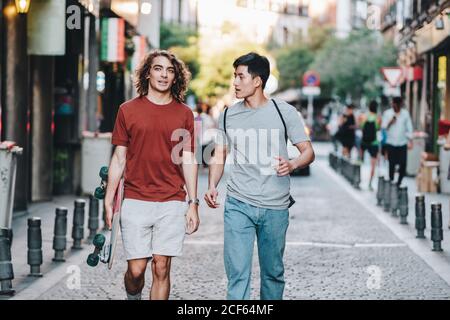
[
  {"xmin": 93, "ymin": 234, "xmax": 106, "ymax": 247},
  {"xmin": 87, "ymin": 253, "xmax": 99, "ymax": 267},
  {"xmin": 99, "ymin": 166, "xmax": 109, "ymax": 180},
  {"xmin": 94, "ymin": 187, "xmax": 105, "ymax": 199}
]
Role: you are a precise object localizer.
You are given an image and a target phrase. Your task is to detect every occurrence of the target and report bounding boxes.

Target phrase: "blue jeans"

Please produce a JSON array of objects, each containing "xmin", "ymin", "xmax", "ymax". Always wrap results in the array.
[{"xmin": 224, "ymin": 195, "xmax": 289, "ymax": 300}]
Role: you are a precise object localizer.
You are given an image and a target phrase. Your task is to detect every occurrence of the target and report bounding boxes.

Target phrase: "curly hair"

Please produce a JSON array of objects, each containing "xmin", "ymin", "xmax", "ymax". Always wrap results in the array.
[{"xmin": 135, "ymin": 50, "xmax": 191, "ymax": 103}]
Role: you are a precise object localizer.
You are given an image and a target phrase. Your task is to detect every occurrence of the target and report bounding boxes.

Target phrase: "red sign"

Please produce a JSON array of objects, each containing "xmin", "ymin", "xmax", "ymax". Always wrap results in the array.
[
  {"xmin": 403, "ymin": 66, "xmax": 423, "ymax": 81},
  {"xmin": 303, "ymin": 71, "xmax": 320, "ymax": 87}
]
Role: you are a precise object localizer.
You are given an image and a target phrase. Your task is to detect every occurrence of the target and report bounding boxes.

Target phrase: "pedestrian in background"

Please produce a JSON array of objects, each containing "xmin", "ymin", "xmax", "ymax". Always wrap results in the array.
[
  {"xmin": 359, "ymin": 100, "xmax": 381, "ymax": 190},
  {"xmin": 381, "ymin": 96, "xmax": 413, "ymax": 187},
  {"xmin": 337, "ymin": 104, "xmax": 357, "ymax": 158}
]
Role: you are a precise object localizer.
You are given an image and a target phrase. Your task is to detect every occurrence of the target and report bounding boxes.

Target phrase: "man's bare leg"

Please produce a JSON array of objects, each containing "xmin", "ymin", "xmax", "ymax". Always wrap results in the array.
[
  {"xmin": 124, "ymin": 258, "xmax": 148, "ymax": 299},
  {"xmin": 150, "ymin": 255, "xmax": 172, "ymax": 300}
]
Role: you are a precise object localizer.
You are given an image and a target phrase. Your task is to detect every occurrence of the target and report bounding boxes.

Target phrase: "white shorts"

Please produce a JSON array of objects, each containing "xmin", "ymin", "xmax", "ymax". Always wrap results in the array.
[{"xmin": 120, "ymin": 198, "xmax": 188, "ymax": 260}]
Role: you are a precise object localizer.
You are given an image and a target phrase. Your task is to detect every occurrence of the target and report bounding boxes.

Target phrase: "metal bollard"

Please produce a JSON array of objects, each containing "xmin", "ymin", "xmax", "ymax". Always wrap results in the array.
[
  {"xmin": 383, "ymin": 178, "xmax": 391, "ymax": 212},
  {"xmin": 390, "ymin": 182, "xmax": 399, "ymax": 217},
  {"xmin": 27, "ymin": 218, "xmax": 43, "ymax": 277},
  {"xmin": 72, "ymin": 199, "xmax": 86, "ymax": 250},
  {"xmin": 88, "ymin": 195, "xmax": 99, "ymax": 241},
  {"xmin": 352, "ymin": 163, "xmax": 361, "ymax": 189},
  {"xmin": 52, "ymin": 207, "xmax": 68, "ymax": 262},
  {"xmin": 376, "ymin": 176, "xmax": 384, "ymax": 206},
  {"xmin": 336, "ymin": 156, "xmax": 342, "ymax": 175},
  {"xmin": 415, "ymin": 195, "xmax": 426, "ymax": 238},
  {"xmin": 0, "ymin": 228, "xmax": 15, "ymax": 295},
  {"xmin": 431, "ymin": 203, "xmax": 443, "ymax": 252},
  {"xmin": 398, "ymin": 186, "xmax": 408, "ymax": 224}
]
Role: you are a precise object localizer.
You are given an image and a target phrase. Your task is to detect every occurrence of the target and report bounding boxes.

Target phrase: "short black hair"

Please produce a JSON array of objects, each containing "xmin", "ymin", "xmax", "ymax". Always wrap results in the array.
[
  {"xmin": 346, "ymin": 103, "xmax": 356, "ymax": 110},
  {"xmin": 392, "ymin": 96, "xmax": 403, "ymax": 106},
  {"xmin": 368, "ymin": 100, "xmax": 378, "ymax": 113},
  {"xmin": 233, "ymin": 52, "xmax": 270, "ymax": 89}
]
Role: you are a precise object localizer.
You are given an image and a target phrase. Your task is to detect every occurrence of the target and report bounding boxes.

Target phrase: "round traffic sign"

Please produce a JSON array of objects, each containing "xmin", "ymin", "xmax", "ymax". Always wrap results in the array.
[{"xmin": 303, "ymin": 71, "xmax": 320, "ymax": 87}]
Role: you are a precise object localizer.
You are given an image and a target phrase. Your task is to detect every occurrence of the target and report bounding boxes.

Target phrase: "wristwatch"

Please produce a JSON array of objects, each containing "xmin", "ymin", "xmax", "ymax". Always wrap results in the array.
[{"xmin": 188, "ymin": 198, "xmax": 200, "ymax": 206}]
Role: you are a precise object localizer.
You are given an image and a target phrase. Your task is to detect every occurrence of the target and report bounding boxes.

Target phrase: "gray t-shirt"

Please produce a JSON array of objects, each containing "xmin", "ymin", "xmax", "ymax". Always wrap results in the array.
[{"xmin": 216, "ymin": 99, "xmax": 310, "ymax": 210}]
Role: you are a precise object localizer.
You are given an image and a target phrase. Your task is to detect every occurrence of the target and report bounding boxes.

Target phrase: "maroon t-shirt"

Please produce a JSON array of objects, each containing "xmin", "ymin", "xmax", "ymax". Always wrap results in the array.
[{"xmin": 111, "ymin": 96, "xmax": 195, "ymax": 202}]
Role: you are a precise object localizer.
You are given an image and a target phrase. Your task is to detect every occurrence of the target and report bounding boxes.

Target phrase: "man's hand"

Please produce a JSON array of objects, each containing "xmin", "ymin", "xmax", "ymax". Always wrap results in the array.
[
  {"xmin": 204, "ymin": 187, "xmax": 220, "ymax": 208},
  {"xmin": 185, "ymin": 205, "xmax": 200, "ymax": 235},
  {"xmin": 104, "ymin": 202, "xmax": 113, "ymax": 230},
  {"xmin": 274, "ymin": 156, "xmax": 296, "ymax": 177},
  {"xmin": 408, "ymin": 140, "xmax": 413, "ymax": 150}
]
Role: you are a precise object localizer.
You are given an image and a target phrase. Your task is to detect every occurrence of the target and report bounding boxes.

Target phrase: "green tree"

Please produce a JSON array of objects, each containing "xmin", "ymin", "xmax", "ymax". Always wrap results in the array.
[
  {"xmin": 160, "ymin": 22, "xmax": 198, "ymax": 50},
  {"xmin": 271, "ymin": 25, "xmax": 332, "ymax": 91},
  {"xmin": 310, "ymin": 29, "xmax": 397, "ymax": 101},
  {"xmin": 275, "ymin": 45, "xmax": 314, "ymax": 91}
]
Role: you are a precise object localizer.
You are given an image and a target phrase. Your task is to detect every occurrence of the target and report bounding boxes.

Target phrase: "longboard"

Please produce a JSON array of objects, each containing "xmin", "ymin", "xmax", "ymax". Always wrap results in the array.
[{"xmin": 87, "ymin": 167, "xmax": 124, "ymax": 269}]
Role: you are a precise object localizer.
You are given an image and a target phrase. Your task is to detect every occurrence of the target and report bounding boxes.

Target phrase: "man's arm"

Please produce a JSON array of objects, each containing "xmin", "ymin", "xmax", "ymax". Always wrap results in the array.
[
  {"xmin": 104, "ymin": 146, "xmax": 127, "ymax": 229},
  {"xmin": 276, "ymin": 141, "xmax": 315, "ymax": 176},
  {"xmin": 406, "ymin": 112, "xmax": 414, "ymax": 149},
  {"xmin": 204, "ymin": 144, "xmax": 228, "ymax": 208},
  {"xmin": 182, "ymin": 150, "xmax": 199, "ymax": 234}
]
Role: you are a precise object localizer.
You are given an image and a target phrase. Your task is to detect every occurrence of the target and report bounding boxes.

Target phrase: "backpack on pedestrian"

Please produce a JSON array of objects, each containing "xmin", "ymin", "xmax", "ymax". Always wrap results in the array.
[{"xmin": 362, "ymin": 120, "xmax": 377, "ymax": 144}]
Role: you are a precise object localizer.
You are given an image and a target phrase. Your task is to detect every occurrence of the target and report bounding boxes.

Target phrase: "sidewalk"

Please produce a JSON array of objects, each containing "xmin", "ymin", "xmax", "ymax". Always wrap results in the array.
[
  {"xmin": 1, "ymin": 195, "xmax": 99, "ymax": 299},
  {"xmin": 331, "ymin": 144, "xmax": 450, "ymax": 261}
]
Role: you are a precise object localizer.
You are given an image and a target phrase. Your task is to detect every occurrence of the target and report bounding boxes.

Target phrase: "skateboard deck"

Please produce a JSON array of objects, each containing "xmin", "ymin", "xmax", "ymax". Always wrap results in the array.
[
  {"xmin": 87, "ymin": 167, "xmax": 124, "ymax": 269},
  {"xmin": 108, "ymin": 177, "xmax": 124, "ymax": 269}
]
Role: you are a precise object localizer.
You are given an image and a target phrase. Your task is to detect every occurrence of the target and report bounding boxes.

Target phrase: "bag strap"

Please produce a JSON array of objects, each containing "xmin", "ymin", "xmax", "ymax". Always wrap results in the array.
[
  {"xmin": 271, "ymin": 99, "xmax": 288, "ymax": 144},
  {"xmin": 223, "ymin": 100, "xmax": 288, "ymax": 144},
  {"xmin": 223, "ymin": 106, "xmax": 229, "ymax": 135}
]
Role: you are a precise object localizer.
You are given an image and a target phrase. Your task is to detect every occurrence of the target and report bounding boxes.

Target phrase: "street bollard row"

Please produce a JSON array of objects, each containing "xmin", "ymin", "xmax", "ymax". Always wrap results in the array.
[
  {"xmin": 328, "ymin": 152, "xmax": 361, "ymax": 189},
  {"xmin": 2, "ymin": 197, "xmax": 100, "ymax": 295},
  {"xmin": 375, "ymin": 181, "xmax": 445, "ymax": 252}
]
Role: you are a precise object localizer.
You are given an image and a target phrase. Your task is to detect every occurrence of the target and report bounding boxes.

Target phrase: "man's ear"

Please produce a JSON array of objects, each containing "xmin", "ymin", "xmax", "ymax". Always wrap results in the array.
[{"xmin": 254, "ymin": 76, "xmax": 262, "ymax": 88}]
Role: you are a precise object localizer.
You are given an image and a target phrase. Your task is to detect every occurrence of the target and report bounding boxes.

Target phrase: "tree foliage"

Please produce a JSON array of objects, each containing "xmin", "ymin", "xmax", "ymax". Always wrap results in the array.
[
  {"xmin": 310, "ymin": 29, "xmax": 397, "ymax": 100},
  {"xmin": 160, "ymin": 22, "xmax": 198, "ymax": 50}
]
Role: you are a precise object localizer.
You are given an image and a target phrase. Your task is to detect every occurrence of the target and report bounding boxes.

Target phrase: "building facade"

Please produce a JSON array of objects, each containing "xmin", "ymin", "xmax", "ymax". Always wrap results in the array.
[{"xmin": 381, "ymin": 0, "xmax": 450, "ymax": 153}]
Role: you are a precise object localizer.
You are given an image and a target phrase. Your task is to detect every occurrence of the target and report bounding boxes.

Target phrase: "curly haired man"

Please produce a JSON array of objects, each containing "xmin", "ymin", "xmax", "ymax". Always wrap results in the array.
[{"xmin": 105, "ymin": 50, "xmax": 199, "ymax": 300}]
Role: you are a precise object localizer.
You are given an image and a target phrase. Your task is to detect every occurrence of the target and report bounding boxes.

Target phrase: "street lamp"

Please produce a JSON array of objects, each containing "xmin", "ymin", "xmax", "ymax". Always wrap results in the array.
[{"xmin": 15, "ymin": 0, "xmax": 30, "ymax": 14}]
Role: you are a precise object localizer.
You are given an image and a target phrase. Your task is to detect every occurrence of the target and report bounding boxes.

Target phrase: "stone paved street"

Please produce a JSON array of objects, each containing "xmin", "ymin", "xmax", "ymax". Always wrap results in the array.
[{"xmin": 7, "ymin": 143, "xmax": 449, "ymax": 300}]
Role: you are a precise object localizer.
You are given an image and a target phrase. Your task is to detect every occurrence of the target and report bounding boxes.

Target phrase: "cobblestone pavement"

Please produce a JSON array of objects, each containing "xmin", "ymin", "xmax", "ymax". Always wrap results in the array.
[{"xmin": 8, "ymin": 143, "xmax": 450, "ymax": 300}]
